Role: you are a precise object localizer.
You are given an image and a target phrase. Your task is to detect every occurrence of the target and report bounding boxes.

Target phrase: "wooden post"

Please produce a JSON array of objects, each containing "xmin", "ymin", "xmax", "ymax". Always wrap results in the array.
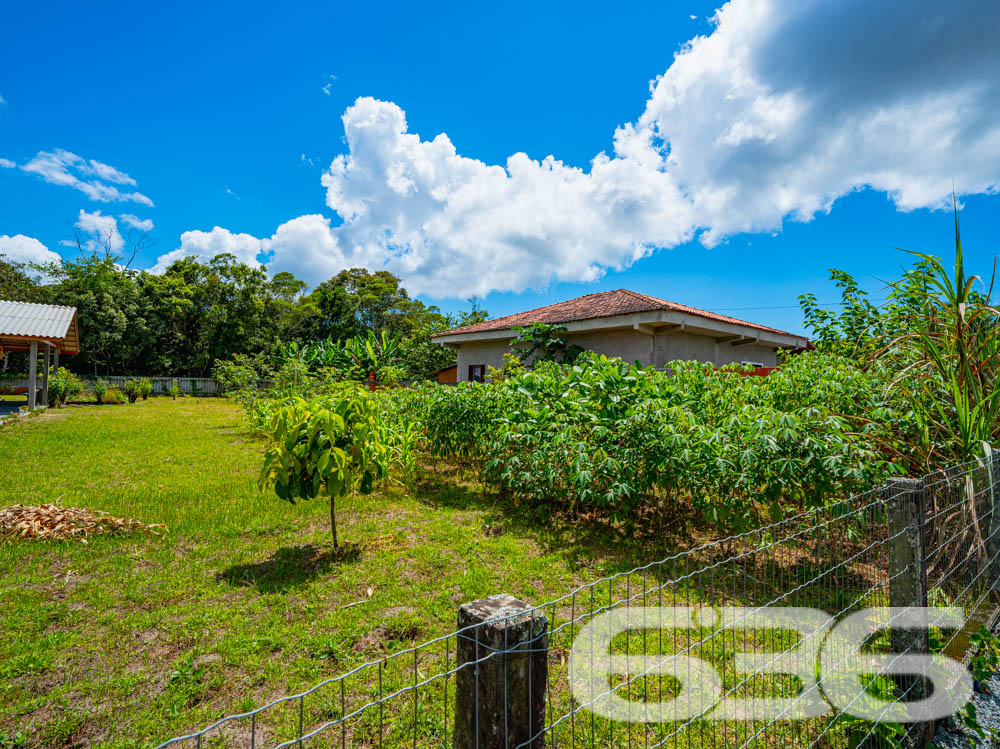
[
  {"xmin": 27, "ymin": 340, "xmax": 38, "ymax": 409},
  {"xmin": 886, "ymin": 477, "xmax": 928, "ymax": 747},
  {"xmin": 453, "ymin": 594, "xmax": 548, "ymax": 749},
  {"xmin": 53, "ymin": 349, "xmax": 59, "ymax": 371},
  {"xmin": 41, "ymin": 344, "xmax": 50, "ymax": 407}
]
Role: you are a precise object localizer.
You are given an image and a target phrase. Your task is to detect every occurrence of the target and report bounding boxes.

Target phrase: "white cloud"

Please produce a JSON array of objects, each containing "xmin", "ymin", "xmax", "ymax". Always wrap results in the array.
[
  {"xmin": 0, "ymin": 234, "xmax": 60, "ymax": 265},
  {"xmin": 159, "ymin": 0, "xmax": 1000, "ymax": 297},
  {"xmin": 633, "ymin": 0, "xmax": 1000, "ymax": 245},
  {"xmin": 20, "ymin": 149, "xmax": 153, "ymax": 206},
  {"xmin": 149, "ymin": 226, "xmax": 268, "ymax": 274},
  {"xmin": 120, "ymin": 214, "xmax": 154, "ymax": 231},
  {"xmin": 0, "ymin": 158, "xmax": 14, "ymax": 168},
  {"xmin": 322, "ymin": 74, "xmax": 337, "ymax": 96},
  {"xmin": 73, "ymin": 209, "xmax": 124, "ymax": 254}
]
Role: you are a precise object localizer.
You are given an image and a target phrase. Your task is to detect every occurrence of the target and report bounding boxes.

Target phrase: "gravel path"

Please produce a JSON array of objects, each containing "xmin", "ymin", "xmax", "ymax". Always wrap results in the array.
[{"xmin": 934, "ymin": 671, "xmax": 1000, "ymax": 748}]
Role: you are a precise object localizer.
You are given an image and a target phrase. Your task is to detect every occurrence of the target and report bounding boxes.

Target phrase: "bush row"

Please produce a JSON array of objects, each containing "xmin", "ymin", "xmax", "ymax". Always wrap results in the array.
[{"xmin": 376, "ymin": 352, "xmax": 910, "ymax": 531}]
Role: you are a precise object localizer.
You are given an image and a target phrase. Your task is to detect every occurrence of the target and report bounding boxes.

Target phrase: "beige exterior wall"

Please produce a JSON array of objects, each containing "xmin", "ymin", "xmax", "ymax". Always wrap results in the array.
[{"xmin": 454, "ymin": 328, "xmax": 778, "ymax": 381}]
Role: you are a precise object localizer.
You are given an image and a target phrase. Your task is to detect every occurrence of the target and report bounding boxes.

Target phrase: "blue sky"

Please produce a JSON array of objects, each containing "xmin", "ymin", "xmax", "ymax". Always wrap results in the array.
[{"xmin": 1, "ymin": 0, "xmax": 998, "ymax": 335}]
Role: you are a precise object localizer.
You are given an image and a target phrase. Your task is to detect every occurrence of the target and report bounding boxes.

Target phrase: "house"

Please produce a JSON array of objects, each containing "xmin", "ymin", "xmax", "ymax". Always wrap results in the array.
[{"xmin": 432, "ymin": 289, "xmax": 809, "ymax": 382}]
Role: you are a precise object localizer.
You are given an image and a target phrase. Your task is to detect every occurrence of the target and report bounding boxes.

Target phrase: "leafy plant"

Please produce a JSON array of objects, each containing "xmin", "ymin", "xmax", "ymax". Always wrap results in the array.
[
  {"xmin": 93, "ymin": 379, "xmax": 108, "ymax": 404},
  {"xmin": 886, "ymin": 200, "xmax": 1000, "ymax": 466},
  {"xmin": 46, "ymin": 367, "xmax": 84, "ymax": 407},
  {"xmin": 138, "ymin": 378, "xmax": 153, "ymax": 400},
  {"xmin": 509, "ymin": 322, "xmax": 585, "ymax": 367},
  {"xmin": 123, "ymin": 379, "xmax": 142, "ymax": 404},
  {"xmin": 258, "ymin": 386, "xmax": 416, "ymax": 547},
  {"xmin": 392, "ymin": 351, "xmax": 894, "ymax": 531},
  {"xmin": 103, "ymin": 386, "xmax": 126, "ymax": 404},
  {"xmin": 169, "ymin": 379, "xmax": 181, "ymax": 399}
]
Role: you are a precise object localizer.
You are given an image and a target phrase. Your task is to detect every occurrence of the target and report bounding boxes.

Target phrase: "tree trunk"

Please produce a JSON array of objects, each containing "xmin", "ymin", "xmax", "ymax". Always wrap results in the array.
[{"xmin": 330, "ymin": 497, "xmax": 339, "ymax": 548}]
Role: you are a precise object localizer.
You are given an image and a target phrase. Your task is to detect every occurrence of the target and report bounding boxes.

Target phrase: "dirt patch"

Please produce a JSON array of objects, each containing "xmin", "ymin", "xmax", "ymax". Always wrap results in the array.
[{"xmin": 351, "ymin": 620, "xmax": 423, "ymax": 655}]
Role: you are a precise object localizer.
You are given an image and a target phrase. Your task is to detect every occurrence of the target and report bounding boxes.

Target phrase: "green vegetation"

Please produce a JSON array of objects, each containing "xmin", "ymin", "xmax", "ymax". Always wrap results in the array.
[
  {"xmin": 259, "ymin": 388, "xmax": 418, "ymax": 547},
  {"xmin": 0, "ymin": 399, "xmax": 680, "ymax": 747},
  {"xmin": 45, "ymin": 368, "xmax": 84, "ymax": 407},
  {"xmin": 375, "ymin": 351, "xmax": 899, "ymax": 532},
  {"xmin": 800, "ymin": 202, "xmax": 999, "ymax": 470},
  {"xmin": 0, "ymin": 254, "xmax": 486, "ymax": 381}
]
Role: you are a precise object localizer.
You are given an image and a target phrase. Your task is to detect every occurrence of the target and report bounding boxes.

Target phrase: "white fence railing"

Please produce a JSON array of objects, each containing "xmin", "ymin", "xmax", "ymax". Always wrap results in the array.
[{"xmin": 0, "ymin": 375, "xmax": 221, "ymax": 396}]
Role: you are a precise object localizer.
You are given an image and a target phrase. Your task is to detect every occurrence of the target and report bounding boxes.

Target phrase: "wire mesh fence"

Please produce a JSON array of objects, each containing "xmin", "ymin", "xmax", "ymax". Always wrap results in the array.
[{"xmin": 154, "ymin": 452, "xmax": 1000, "ymax": 749}]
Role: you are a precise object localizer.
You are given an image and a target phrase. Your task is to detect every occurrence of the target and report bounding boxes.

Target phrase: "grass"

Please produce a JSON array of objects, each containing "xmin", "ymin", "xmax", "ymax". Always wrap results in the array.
[{"xmin": 0, "ymin": 398, "xmax": 702, "ymax": 748}]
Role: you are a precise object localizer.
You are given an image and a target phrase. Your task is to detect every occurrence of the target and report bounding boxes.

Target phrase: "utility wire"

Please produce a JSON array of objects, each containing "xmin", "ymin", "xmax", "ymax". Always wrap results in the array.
[{"xmin": 709, "ymin": 297, "xmax": 889, "ymax": 312}]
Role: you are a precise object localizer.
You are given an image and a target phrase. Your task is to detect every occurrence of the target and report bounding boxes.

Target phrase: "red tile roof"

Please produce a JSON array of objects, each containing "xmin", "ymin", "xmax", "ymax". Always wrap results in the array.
[{"xmin": 432, "ymin": 289, "xmax": 796, "ymax": 338}]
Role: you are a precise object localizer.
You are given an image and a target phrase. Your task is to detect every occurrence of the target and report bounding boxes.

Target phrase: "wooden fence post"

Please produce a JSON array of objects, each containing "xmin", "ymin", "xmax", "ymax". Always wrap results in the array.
[
  {"xmin": 453, "ymin": 594, "xmax": 548, "ymax": 749},
  {"xmin": 886, "ymin": 477, "xmax": 929, "ymax": 747}
]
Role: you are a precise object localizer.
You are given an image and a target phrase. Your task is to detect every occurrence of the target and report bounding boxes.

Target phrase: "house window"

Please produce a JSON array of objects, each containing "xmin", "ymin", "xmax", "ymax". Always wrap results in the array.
[
  {"xmin": 742, "ymin": 361, "xmax": 765, "ymax": 368},
  {"xmin": 468, "ymin": 364, "xmax": 486, "ymax": 382}
]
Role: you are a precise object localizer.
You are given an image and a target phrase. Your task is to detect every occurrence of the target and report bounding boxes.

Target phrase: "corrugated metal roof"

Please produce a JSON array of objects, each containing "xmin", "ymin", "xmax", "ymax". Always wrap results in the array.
[{"xmin": 0, "ymin": 301, "xmax": 77, "ymax": 340}]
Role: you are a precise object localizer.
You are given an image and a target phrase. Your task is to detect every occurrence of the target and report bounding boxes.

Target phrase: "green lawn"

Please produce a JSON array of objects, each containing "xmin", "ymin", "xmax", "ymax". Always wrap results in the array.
[{"xmin": 0, "ymin": 399, "xmax": 692, "ymax": 748}]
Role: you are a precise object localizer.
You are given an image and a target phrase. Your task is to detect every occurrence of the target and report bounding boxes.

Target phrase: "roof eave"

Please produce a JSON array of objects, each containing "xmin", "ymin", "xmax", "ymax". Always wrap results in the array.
[{"xmin": 434, "ymin": 309, "xmax": 808, "ymax": 349}]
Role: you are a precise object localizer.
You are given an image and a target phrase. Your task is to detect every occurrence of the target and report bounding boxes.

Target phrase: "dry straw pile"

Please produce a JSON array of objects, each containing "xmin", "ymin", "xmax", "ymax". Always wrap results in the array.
[{"xmin": 0, "ymin": 503, "xmax": 165, "ymax": 543}]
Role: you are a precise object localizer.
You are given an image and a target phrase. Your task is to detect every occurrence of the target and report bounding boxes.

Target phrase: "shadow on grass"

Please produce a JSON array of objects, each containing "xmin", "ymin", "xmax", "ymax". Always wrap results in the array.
[
  {"xmin": 413, "ymin": 462, "xmax": 701, "ymax": 579},
  {"xmin": 218, "ymin": 543, "xmax": 360, "ymax": 593}
]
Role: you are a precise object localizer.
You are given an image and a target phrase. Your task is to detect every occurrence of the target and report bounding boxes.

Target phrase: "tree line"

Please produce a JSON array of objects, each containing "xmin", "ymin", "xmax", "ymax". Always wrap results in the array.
[{"xmin": 0, "ymin": 251, "xmax": 486, "ymax": 378}]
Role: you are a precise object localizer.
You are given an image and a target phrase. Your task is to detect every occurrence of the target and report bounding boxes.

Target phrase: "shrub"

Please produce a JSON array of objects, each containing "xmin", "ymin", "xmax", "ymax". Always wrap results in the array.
[
  {"xmin": 139, "ymin": 379, "xmax": 153, "ymax": 400},
  {"xmin": 123, "ymin": 380, "xmax": 142, "ymax": 404},
  {"xmin": 104, "ymin": 386, "xmax": 126, "ymax": 404},
  {"xmin": 47, "ymin": 368, "xmax": 85, "ymax": 406},
  {"xmin": 170, "ymin": 380, "xmax": 181, "ymax": 399},
  {"xmin": 392, "ymin": 352, "xmax": 900, "ymax": 532},
  {"xmin": 259, "ymin": 385, "xmax": 417, "ymax": 547},
  {"xmin": 93, "ymin": 379, "xmax": 109, "ymax": 404}
]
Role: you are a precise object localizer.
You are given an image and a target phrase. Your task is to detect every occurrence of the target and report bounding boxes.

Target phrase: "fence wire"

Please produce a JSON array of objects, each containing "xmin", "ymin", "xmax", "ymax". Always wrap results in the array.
[{"xmin": 154, "ymin": 455, "xmax": 1000, "ymax": 749}]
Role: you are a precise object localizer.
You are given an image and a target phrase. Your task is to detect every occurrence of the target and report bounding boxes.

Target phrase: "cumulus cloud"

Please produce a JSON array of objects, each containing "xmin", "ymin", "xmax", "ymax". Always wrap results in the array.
[
  {"xmin": 149, "ymin": 226, "xmax": 268, "ymax": 274},
  {"xmin": 19, "ymin": 149, "xmax": 153, "ymax": 206},
  {"xmin": 0, "ymin": 158, "xmax": 14, "ymax": 168},
  {"xmin": 120, "ymin": 214, "xmax": 154, "ymax": 231},
  {"xmin": 634, "ymin": 0, "xmax": 1000, "ymax": 244},
  {"xmin": 0, "ymin": 234, "xmax": 61, "ymax": 265},
  {"xmin": 157, "ymin": 0, "xmax": 1000, "ymax": 296}
]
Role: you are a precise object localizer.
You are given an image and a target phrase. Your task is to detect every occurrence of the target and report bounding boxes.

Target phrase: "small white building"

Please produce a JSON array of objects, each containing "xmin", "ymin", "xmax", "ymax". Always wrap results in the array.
[{"xmin": 432, "ymin": 289, "xmax": 810, "ymax": 382}]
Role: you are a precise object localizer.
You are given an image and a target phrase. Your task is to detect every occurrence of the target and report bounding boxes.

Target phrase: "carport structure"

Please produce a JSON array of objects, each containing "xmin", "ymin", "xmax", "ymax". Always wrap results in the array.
[{"xmin": 0, "ymin": 301, "xmax": 80, "ymax": 409}]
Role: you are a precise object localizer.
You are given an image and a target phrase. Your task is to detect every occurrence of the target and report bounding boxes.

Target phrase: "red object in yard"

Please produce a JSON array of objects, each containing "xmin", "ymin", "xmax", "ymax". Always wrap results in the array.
[{"xmin": 739, "ymin": 366, "xmax": 777, "ymax": 377}]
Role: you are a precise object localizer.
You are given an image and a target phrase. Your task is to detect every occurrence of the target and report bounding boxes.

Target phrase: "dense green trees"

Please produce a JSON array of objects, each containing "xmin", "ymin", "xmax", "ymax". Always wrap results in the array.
[{"xmin": 0, "ymin": 252, "xmax": 479, "ymax": 379}]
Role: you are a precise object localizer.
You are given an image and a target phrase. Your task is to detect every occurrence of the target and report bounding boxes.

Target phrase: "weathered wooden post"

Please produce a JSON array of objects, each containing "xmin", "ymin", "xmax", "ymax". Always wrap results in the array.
[
  {"xmin": 453, "ymin": 594, "xmax": 548, "ymax": 749},
  {"xmin": 886, "ymin": 477, "xmax": 929, "ymax": 747}
]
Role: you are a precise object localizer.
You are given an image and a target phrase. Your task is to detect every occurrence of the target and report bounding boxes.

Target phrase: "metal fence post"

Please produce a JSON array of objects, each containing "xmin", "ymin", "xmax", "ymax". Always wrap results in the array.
[
  {"xmin": 886, "ymin": 477, "xmax": 929, "ymax": 746},
  {"xmin": 453, "ymin": 594, "xmax": 548, "ymax": 749}
]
